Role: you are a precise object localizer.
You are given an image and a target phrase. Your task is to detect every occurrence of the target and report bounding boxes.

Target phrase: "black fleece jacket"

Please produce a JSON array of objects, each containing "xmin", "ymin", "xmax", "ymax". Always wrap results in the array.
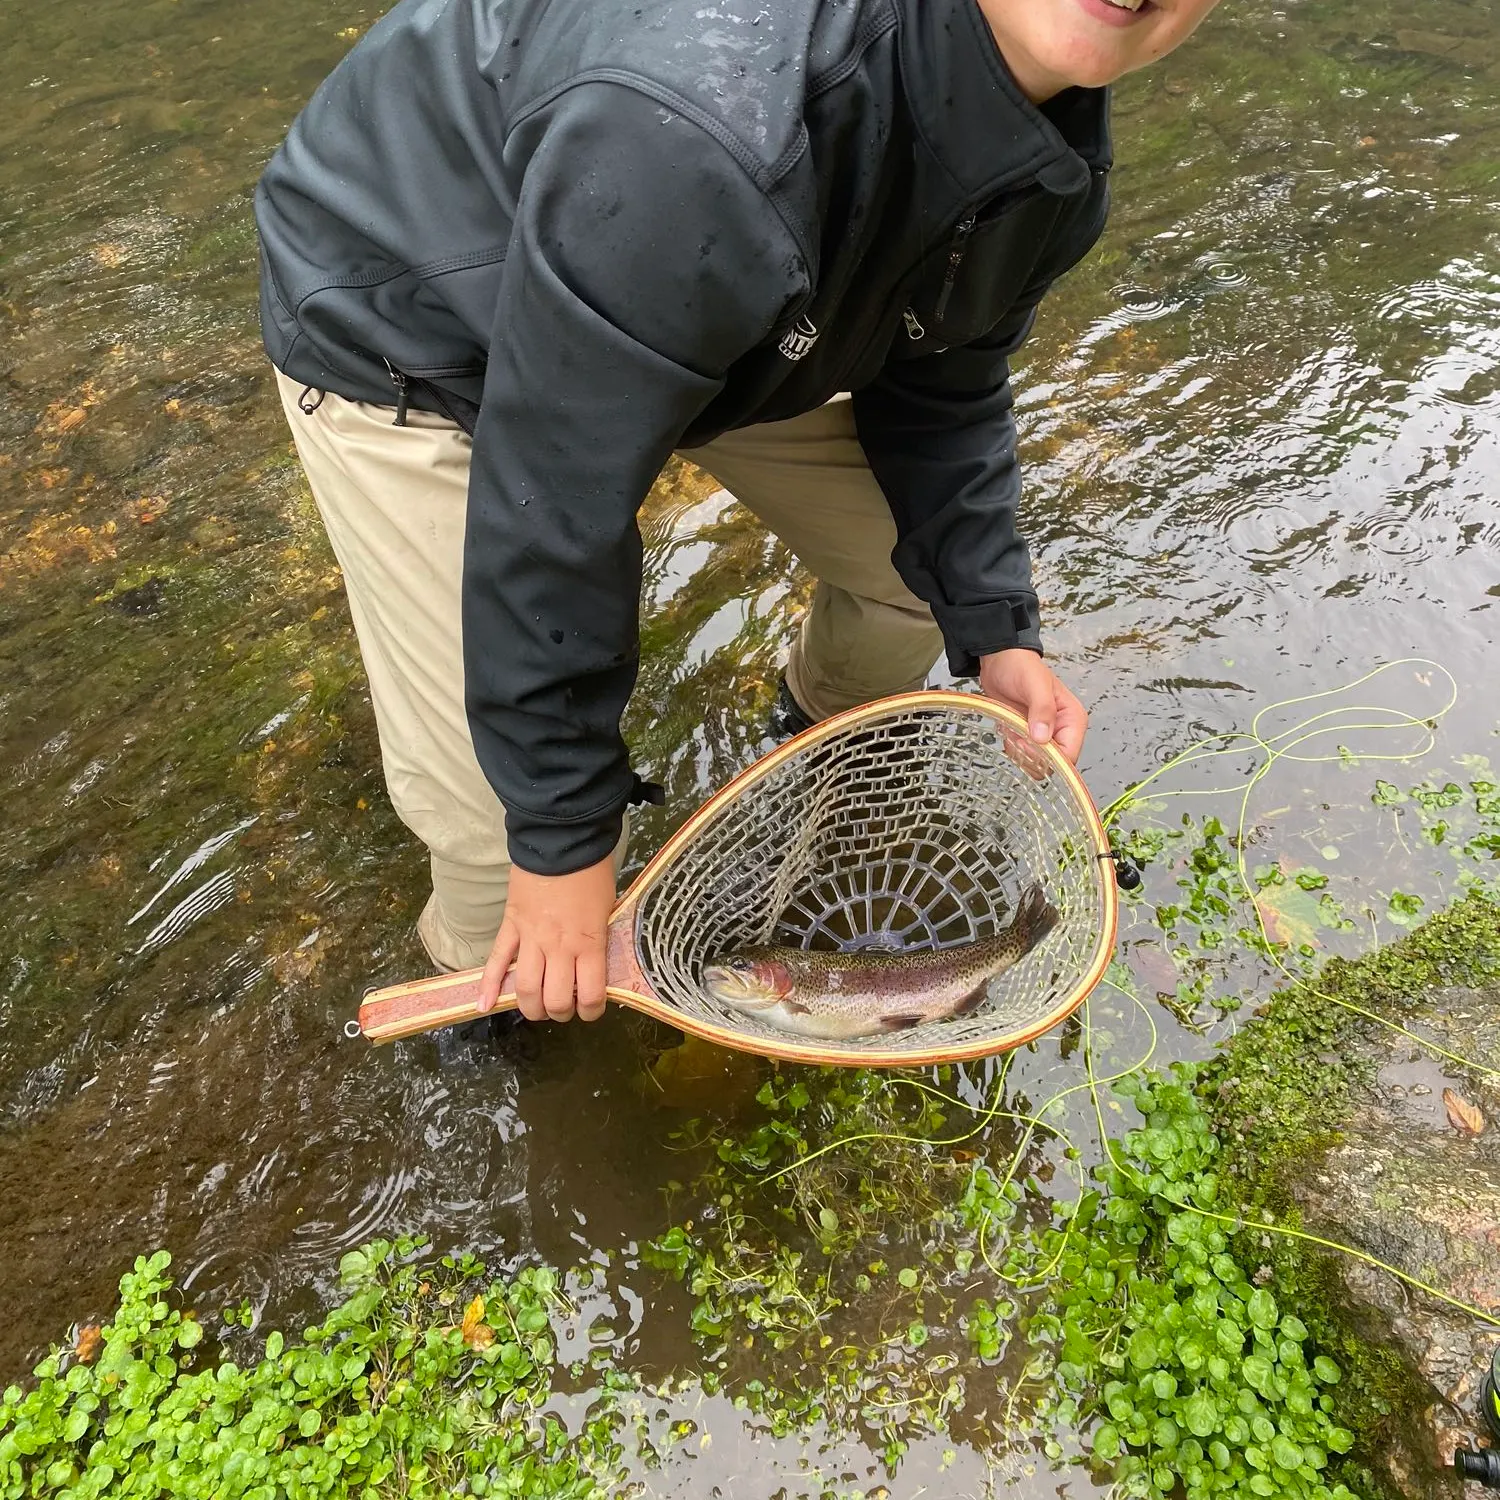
[{"xmin": 254, "ymin": 0, "xmax": 1112, "ymax": 876}]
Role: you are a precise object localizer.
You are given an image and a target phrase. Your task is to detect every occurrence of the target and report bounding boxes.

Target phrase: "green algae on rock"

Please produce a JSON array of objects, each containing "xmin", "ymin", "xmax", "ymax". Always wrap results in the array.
[{"xmin": 1202, "ymin": 890, "xmax": 1500, "ymax": 1495}]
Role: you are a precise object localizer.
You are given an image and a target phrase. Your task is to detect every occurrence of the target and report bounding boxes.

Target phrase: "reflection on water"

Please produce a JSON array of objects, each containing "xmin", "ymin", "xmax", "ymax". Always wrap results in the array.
[{"xmin": 1, "ymin": 0, "xmax": 1498, "ymax": 1490}]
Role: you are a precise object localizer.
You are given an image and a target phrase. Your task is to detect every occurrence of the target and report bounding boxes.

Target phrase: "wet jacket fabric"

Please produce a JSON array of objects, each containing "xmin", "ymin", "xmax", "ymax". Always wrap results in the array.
[{"xmin": 254, "ymin": 0, "xmax": 1112, "ymax": 876}]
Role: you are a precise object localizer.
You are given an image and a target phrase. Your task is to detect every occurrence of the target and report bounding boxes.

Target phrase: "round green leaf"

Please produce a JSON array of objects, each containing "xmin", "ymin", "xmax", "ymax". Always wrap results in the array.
[
  {"xmin": 1184, "ymin": 1393, "xmax": 1218, "ymax": 1438},
  {"xmin": 298, "ymin": 1409, "xmax": 321, "ymax": 1438},
  {"xmin": 1243, "ymin": 1355, "xmax": 1275, "ymax": 1396},
  {"xmin": 1246, "ymin": 1290, "xmax": 1278, "ymax": 1330},
  {"xmin": 1313, "ymin": 1356, "xmax": 1341, "ymax": 1385},
  {"xmin": 1272, "ymin": 1436, "xmax": 1303, "ymax": 1471},
  {"xmin": 1216, "ymin": 1319, "xmax": 1244, "ymax": 1354}
]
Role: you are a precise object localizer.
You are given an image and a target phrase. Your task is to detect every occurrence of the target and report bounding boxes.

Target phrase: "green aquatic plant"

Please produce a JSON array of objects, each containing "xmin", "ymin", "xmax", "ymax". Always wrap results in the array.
[
  {"xmin": 0, "ymin": 1240, "xmax": 629, "ymax": 1500},
  {"xmin": 982, "ymin": 1066, "xmax": 1364, "ymax": 1500},
  {"xmin": 645, "ymin": 1037, "xmax": 1397, "ymax": 1497}
]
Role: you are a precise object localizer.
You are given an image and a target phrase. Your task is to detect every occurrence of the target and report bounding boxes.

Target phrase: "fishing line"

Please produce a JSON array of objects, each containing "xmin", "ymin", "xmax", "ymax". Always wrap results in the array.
[
  {"xmin": 754, "ymin": 1051, "xmax": 1065, "ymax": 1190},
  {"xmin": 968, "ymin": 991, "xmax": 1163, "ymax": 1291},
  {"xmin": 1081, "ymin": 983, "xmax": 1500, "ymax": 1332},
  {"xmin": 746, "ymin": 658, "xmax": 1496, "ymax": 1338},
  {"xmin": 1105, "ymin": 657, "xmax": 1500, "ymax": 1083},
  {"xmin": 1098, "ymin": 658, "xmax": 1455, "ymax": 827}
]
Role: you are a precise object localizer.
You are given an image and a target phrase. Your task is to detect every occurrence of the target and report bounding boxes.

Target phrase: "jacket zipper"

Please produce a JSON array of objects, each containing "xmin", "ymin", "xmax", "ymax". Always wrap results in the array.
[
  {"xmin": 832, "ymin": 207, "xmax": 984, "ymax": 384},
  {"xmin": 933, "ymin": 213, "xmax": 977, "ymax": 325},
  {"xmin": 383, "ymin": 358, "xmax": 410, "ymax": 427}
]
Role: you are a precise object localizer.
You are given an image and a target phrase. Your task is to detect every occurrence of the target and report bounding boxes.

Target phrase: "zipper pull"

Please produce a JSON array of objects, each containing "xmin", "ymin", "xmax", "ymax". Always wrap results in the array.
[
  {"xmin": 383, "ymin": 359, "xmax": 410, "ymax": 427},
  {"xmin": 903, "ymin": 308, "xmax": 926, "ymax": 341},
  {"xmin": 934, "ymin": 214, "xmax": 977, "ymax": 324}
]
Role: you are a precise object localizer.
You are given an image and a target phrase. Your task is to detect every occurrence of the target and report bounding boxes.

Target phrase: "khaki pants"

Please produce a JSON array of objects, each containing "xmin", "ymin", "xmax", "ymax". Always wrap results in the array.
[{"xmin": 274, "ymin": 370, "xmax": 942, "ymax": 971}]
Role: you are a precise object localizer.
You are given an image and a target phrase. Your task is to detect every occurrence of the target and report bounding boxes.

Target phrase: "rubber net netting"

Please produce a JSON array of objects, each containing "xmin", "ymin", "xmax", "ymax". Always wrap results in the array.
[{"xmin": 633, "ymin": 700, "xmax": 1108, "ymax": 1055}]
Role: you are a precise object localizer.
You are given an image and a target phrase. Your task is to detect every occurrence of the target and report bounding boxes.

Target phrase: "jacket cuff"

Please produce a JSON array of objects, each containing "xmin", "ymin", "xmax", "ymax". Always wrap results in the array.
[
  {"xmin": 931, "ymin": 597, "xmax": 1044, "ymax": 678},
  {"xmin": 503, "ymin": 803, "xmax": 628, "ymax": 877}
]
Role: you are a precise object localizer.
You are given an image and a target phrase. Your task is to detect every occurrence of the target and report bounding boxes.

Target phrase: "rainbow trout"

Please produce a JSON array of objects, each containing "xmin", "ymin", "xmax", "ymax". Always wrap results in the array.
[{"xmin": 702, "ymin": 884, "xmax": 1059, "ymax": 1041}]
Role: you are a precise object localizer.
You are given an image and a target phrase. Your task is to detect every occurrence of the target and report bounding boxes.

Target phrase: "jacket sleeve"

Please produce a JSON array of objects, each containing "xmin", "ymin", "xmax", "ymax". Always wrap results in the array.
[
  {"xmin": 850, "ymin": 296, "xmax": 1048, "ymax": 678},
  {"xmin": 464, "ymin": 83, "xmax": 806, "ymax": 876}
]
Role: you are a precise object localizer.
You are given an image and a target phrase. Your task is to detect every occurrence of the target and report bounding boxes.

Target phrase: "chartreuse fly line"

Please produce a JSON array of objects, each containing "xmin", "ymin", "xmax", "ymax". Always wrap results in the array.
[
  {"xmin": 752, "ymin": 658, "xmax": 1500, "ymax": 1326},
  {"xmin": 1078, "ymin": 981, "xmax": 1500, "ymax": 1332},
  {"xmin": 1100, "ymin": 656, "xmax": 1499, "ymax": 1084}
]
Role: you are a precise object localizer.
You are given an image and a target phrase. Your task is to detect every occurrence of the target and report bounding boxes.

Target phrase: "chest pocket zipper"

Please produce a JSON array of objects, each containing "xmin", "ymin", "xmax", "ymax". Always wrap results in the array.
[{"xmin": 933, "ymin": 214, "xmax": 977, "ymax": 325}]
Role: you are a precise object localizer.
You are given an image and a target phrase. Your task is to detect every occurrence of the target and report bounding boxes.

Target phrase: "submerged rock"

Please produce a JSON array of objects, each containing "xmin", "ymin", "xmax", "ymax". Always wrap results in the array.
[
  {"xmin": 1295, "ymin": 983, "xmax": 1500, "ymax": 1481},
  {"xmin": 1207, "ymin": 894, "xmax": 1500, "ymax": 1497}
]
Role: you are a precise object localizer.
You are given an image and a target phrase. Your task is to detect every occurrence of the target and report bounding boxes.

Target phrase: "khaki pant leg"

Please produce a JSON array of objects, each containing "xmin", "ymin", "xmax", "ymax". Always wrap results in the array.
[
  {"xmin": 685, "ymin": 401, "xmax": 944, "ymax": 720},
  {"xmin": 274, "ymin": 369, "xmax": 515, "ymax": 972}
]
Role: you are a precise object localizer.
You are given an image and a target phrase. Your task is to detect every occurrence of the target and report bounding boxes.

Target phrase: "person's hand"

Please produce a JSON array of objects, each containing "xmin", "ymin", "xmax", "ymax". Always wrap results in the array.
[
  {"xmin": 978, "ymin": 648, "xmax": 1088, "ymax": 771},
  {"xmin": 479, "ymin": 856, "xmax": 616, "ymax": 1023}
]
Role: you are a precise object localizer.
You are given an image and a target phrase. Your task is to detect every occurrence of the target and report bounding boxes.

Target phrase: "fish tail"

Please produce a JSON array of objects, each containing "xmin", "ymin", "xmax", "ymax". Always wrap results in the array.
[{"xmin": 1010, "ymin": 882, "xmax": 1060, "ymax": 955}]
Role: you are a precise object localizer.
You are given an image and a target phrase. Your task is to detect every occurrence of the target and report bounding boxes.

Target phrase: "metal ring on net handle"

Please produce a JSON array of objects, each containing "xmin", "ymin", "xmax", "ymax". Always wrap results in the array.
[{"xmin": 354, "ymin": 691, "xmax": 1120, "ymax": 1069}]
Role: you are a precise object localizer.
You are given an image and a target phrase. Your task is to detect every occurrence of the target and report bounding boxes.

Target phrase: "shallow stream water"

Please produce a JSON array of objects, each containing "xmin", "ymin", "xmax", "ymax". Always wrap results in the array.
[{"xmin": 1, "ymin": 0, "xmax": 1498, "ymax": 1492}]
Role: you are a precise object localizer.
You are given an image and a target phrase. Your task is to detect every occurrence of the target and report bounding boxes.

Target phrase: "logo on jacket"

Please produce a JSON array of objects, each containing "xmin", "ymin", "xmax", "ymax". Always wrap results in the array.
[{"xmin": 778, "ymin": 315, "xmax": 820, "ymax": 362}]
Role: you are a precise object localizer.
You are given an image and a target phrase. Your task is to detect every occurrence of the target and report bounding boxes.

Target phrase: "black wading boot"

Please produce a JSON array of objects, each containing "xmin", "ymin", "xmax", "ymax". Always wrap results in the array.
[{"xmin": 767, "ymin": 676, "xmax": 817, "ymax": 743}]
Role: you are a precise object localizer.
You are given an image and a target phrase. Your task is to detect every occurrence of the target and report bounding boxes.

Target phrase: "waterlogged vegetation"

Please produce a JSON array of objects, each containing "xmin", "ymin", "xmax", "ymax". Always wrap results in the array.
[
  {"xmin": 635, "ymin": 1008, "xmax": 1419, "ymax": 1496},
  {"xmin": 3, "ymin": 738, "xmax": 1498, "ymax": 1495},
  {"xmin": 0, "ymin": 1242, "xmax": 629, "ymax": 1500},
  {"xmin": 644, "ymin": 1061, "xmax": 1377, "ymax": 1499},
  {"xmin": 3, "ymin": 0, "xmax": 1500, "ymax": 1491}
]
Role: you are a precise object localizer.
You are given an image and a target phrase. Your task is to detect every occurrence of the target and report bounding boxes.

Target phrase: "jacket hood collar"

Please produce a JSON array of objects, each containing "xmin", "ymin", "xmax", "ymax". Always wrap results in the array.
[{"xmin": 895, "ymin": 0, "xmax": 1112, "ymax": 204}]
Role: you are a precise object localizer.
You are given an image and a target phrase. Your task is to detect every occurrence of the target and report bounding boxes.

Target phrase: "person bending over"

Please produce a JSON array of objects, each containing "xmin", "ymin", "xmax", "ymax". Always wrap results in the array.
[{"xmin": 254, "ymin": 0, "xmax": 1221, "ymax": 1025}]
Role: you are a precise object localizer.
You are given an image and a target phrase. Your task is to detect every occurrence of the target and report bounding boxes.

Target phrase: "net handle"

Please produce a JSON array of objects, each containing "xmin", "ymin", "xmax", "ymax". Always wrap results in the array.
[
  {"xmin": 356, "ymin": 898, "xmax": 655, "ymax": 1044},
  {"xmin": 353, "ymin": 690, "xmax": 1120, "ymax": 1067}
]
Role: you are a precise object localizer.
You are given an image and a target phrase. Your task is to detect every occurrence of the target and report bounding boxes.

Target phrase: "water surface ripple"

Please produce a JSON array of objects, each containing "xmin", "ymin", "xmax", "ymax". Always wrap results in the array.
[{"xmin": 1, "ymin": 0, "xmax": 1498, "ymax": 1491}]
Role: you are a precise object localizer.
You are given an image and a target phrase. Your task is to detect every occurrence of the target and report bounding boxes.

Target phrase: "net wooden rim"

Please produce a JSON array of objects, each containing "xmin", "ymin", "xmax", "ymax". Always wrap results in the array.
[{"xmin": 611, "ymin": 689, "xmax": 1119, "ymax": 1068}]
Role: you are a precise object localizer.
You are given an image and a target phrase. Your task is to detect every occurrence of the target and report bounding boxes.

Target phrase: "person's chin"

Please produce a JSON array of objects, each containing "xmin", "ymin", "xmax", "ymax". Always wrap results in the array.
[
  {"xmin": 1037, "ymin": 33, "xmax": 1140, "ymax": 90},
  {"xmin": 1048, "ymin": 0, "xmax": 1159, "ymax": 84}
]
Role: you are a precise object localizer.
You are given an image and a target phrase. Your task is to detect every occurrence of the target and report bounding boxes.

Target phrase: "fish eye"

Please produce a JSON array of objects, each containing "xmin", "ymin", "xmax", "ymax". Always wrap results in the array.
[{"xmin": 727, "ymin": 957, "xmax": 753, "ymax": 973}]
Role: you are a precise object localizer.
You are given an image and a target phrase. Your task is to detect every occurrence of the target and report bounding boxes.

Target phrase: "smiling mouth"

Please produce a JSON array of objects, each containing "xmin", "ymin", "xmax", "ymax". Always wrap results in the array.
[{"xmin": 1100, "ymin": 0, "xmax": 1154, "ymax": 10}]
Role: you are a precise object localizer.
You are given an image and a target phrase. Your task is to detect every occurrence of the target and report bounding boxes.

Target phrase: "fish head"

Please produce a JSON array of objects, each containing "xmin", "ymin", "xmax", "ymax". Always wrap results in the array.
[{"xmin": 701, "ymin": 948, "xmax": 795, "ymax": 1012}]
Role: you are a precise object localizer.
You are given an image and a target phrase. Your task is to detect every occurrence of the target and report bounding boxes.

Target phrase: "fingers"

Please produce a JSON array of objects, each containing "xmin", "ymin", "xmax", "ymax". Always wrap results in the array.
[
  {"xmin": 513, "ymin": 939, "xmax": 548, "ymax": 1023},
  {"xmin": 491, "ymin": 857, "xmax": 616, "ymax": 1025},
  {"xmin": 978, "ymin": 648, "xmax": 1090, "ymax": 775},
  {"xmin": 574, "ymin": 946, "xmax": 608, "ymax": 1023},
  {"xmin": 513, "ymin": 944, "xmax": 607, "ymax": 1023},
  {"xmin": 1001, "ymin": 722, "xmax": 1053, "ymax": 782},
  {"xmin": 1051, "ymin": 679, "xmax": 1090, "ymax": 765},
  {"xmin": 479, "ymin": 922, "xmax": 520, "ymax": 1014},
  {"xmin": 1017, "ymin": 658, "xmax": 1057, "ymax": 748},
  {"xmin": 542, "ymin": 940, "xmax": 584, "ymax": 1022}
]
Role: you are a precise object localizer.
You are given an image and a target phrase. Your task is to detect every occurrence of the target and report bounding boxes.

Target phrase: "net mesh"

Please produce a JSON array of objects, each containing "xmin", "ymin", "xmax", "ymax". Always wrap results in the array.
[{"xmin": 633, "ymin": 700, "xmax": 1109, "ymax": 1056}]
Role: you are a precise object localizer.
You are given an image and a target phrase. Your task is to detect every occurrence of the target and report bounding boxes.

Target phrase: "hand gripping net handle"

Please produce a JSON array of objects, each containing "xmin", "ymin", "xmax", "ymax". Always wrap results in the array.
[{"xmin": 358, "ymin": 692, "xmax": 1119, "ymax": 1068}]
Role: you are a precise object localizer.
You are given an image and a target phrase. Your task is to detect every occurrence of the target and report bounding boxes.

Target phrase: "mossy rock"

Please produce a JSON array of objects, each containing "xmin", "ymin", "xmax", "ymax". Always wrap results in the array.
[{"xmin": 1204, "ymin": 891, "xmax": 1500, "ymax": 1495}]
